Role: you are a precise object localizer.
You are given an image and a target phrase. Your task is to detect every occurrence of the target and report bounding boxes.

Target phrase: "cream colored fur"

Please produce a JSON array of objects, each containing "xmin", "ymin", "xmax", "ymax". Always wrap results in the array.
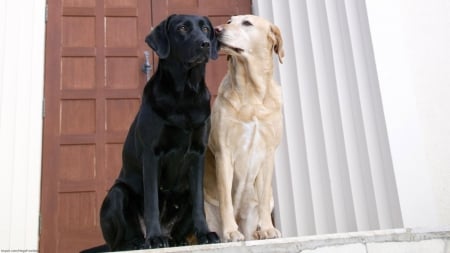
[{"xmin": 204, "ymin": 15, "xmax": 284, "ymax": 242}]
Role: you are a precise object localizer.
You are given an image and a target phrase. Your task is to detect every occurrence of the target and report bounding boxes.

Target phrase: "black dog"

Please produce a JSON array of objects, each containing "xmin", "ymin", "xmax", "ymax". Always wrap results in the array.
[{"xmin": 99, "ymin": 14, "xmax": 220, "ymax": 251}]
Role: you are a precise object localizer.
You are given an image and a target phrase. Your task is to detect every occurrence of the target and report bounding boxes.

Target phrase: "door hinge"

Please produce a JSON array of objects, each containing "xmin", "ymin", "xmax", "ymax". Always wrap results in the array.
[{"xmin": 42, "ymin": 98, "xmax": 45, "ymax": 118}]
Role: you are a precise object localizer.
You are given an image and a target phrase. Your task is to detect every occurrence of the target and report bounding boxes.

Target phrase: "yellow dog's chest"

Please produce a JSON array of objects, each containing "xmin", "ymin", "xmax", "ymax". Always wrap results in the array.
[
  {"xmin": 224, "ymin": 103, "xmax": 281, "ymax": 148},
  {"xmin": 225, "ymin": 115, "xmax": 278, "ymax": 172},
  {"xmin": 219, "ymin": 117, "xmax": 277, "ymax": 206}
]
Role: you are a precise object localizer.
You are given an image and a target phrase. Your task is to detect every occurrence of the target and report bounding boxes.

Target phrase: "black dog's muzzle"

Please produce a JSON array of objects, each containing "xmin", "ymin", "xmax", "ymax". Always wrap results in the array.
[{"xmin": 188, "ymin": 39, "xmax": 212, "ymax": 64}]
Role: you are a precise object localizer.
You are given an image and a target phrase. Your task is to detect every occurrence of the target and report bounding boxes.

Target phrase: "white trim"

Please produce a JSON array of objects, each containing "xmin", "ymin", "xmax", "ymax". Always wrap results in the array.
[{"xmin": 0, "ymin": 0, "xmax": 46, "ymax": 250}]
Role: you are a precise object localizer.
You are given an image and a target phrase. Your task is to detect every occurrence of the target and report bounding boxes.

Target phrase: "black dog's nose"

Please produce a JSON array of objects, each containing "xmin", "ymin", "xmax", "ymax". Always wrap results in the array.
[{"xmin": 201, "ymin": 41, "xmax": 210, "ymax": 48}]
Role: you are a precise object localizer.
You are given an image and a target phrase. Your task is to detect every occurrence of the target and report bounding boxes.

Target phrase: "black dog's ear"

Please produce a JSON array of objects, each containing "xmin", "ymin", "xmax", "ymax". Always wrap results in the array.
[
  {"xmin": 205, "ymin": 17, "xmax": 219, "ymax": 60},
  {"xmin": 145, "ymin": 14, "xmax": 176, "ymax": 59}
]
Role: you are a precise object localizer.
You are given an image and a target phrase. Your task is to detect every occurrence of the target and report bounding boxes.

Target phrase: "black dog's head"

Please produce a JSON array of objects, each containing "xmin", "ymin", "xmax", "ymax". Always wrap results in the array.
[{"xmin": 145, "ymin": 14, "xmax": 219, "ymax": 64}]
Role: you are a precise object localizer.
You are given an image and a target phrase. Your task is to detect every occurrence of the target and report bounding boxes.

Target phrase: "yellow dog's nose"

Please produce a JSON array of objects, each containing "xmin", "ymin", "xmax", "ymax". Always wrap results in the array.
[{"xmin": 215, "ymin": 25, "xmax": 224, "ymax": 35}]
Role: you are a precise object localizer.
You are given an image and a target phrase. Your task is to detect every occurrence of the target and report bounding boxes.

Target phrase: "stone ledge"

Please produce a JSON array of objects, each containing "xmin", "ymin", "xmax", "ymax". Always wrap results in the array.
[{"xmin": 118, "ymin": 227, "xmax": 450, "ymax": 253}]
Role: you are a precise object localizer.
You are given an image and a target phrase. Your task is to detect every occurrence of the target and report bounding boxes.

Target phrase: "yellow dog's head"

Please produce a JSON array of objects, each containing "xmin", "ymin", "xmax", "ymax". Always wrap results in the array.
[{"xmin": 215, "ymin": 15, "xmax": 284, "ymax": 64}]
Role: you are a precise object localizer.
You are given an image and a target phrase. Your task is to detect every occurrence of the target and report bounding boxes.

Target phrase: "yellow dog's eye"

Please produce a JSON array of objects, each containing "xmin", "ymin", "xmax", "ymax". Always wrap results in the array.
[
  {"xmin": 242, "ymin": 20, "xmax": 253, "ymax": 26},
  {"xmin": 177, "ymin": 25, "xmax": 187, "ymax": 32},
  {"xmin": 226, "ymin": 20, "xmax": 231, "ymax": 24},
  {"xmin": 202, "ymin": 26, "xmax": 209, "ymax": 33}
]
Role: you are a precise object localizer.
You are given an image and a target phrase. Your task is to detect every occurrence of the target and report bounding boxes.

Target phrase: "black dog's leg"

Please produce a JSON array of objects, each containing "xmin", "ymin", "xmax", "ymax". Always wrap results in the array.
[
  {"xmin": 100, "ymin": 183, "xmax": 145, "ymax": 251},
  {"xmin": 142, "ymin": 150, "xmax": 170, "ymax": 248},
  {"xmin": 189, "ymin": 159, "xmax": 220, "ymax": 244},
  {"xmin": 188, "ymin": 130, "xmax": 220, "ymax": 244}
]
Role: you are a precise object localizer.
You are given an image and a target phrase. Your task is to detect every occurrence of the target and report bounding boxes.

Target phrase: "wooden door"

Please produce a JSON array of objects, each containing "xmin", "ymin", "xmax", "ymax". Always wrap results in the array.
[
  {"xmin": 41, "ymin": 0, "xmax": 151, "ymax": 252},
  {"xmin": 41, "ymin": 0, "xmax": 251, "ymax": 252}
]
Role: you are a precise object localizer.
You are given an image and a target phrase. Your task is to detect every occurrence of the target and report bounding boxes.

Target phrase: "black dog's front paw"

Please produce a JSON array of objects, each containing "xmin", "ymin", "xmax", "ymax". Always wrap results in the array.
[
  {"xmin": 144, "ymin": 236, "xmax": 170, "ymax": 248},
  {"xmin": 197, "ymin": 231, "xmax": 220, "ymax": 244}
]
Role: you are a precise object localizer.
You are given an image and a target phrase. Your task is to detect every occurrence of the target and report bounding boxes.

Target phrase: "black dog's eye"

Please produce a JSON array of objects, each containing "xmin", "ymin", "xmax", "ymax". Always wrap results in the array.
[
  {"xmin": 242, "ymin": 20, "xmax": 253, "ymax": 26},
  {"xmin": 177, "ymin": 25, "xmax": 187, "ymax": 32},
  {"xmin": 201, "ymin": 26, "xmax": 209, "ymax": 33}
]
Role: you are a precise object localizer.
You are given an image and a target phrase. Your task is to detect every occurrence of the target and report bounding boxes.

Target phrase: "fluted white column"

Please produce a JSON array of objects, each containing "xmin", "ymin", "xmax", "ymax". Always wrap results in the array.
[{"xmin": 253, "ymin": 0, "xmax": 403, "ymax": 237}]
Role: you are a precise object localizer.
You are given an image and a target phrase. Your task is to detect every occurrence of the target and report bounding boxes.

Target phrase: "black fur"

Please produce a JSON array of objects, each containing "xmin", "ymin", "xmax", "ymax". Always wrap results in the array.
[{"xmin": 98, "ymin": 14, "xmax": 220, "ymax": 251}]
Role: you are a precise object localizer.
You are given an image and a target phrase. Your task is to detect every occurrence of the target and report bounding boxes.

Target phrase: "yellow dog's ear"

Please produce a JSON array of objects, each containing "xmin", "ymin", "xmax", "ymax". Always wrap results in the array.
[{"xmin": 270, "ymin": 24, "xmax": 284, "ymax": 64}]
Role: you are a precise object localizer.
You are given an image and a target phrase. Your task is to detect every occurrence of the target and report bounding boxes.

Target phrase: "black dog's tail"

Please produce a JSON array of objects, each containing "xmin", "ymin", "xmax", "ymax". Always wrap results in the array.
[{"xmin": 80, "ymin": 244, "xmax": 110, "ymax": 253}]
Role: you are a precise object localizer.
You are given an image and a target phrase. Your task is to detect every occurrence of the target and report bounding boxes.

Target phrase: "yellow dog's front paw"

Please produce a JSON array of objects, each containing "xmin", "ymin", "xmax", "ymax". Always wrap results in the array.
[
  {"xmin": 254, "ymin": 227, "xmax": 281, "ymax": 240},
  {"xmin": 224, "ymin": 230, "xmax": 245, "ymax": 242}
]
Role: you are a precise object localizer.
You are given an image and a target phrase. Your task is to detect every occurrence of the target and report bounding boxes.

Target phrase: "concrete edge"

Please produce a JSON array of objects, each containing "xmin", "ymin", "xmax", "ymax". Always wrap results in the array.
[{"xmin": 117, "ymin": 227, "xmax": 450, "ymax": 253}]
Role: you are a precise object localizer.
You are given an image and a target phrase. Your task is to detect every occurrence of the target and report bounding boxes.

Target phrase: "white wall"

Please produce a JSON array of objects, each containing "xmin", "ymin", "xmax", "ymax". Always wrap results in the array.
[
  {"xmin": 366, "ymin": 0, "xmax": 450, "ymax": 226},
  {"xmin": 0, "ymin": 0, "xmax": 46, "ymax": 250}
]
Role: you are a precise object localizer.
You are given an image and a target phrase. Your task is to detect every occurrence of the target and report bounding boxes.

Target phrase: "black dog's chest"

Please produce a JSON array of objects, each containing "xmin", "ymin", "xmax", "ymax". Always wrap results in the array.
[
  {"xmin": 170, "ymin": 107, "xmax": 209, "ymax": 129},
  {"xmin": 154, "ymin": 91, "xmax": 210, "ymax": 129},
  {"xmin": 145, "ymin": 65, "xmax": 211, "ymax": 129},
  {"xmin": 156, "ymin": 126, "xmax": 205, "ymax": 192}
]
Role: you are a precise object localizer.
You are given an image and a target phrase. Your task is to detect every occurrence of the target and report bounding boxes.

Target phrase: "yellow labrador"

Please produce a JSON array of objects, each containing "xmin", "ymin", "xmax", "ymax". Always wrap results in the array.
[{"xmin": 204, "ymin": 15, "xmax": 284, "ymax": 242}]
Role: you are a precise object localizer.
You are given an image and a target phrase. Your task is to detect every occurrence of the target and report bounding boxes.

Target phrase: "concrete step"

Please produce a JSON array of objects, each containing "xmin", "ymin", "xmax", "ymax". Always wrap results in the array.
[{"xmin": 120, "ymin": 227, "xmax": 450, "ymax": 253}]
